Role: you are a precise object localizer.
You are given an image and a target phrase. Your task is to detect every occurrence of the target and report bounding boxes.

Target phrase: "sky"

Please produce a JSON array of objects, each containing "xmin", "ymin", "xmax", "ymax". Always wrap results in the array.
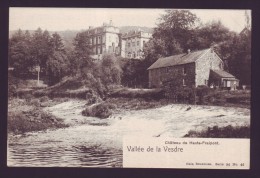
[{"xmin": 9, "ymin": 8, "xmax": 251, "ymax": 33}]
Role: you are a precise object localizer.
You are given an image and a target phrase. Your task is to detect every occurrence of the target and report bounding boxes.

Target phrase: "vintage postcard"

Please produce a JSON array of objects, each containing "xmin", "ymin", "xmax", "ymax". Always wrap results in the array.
[{"xmin": 7, "ymin": 8, "xmax": 251, "ymax": 169}]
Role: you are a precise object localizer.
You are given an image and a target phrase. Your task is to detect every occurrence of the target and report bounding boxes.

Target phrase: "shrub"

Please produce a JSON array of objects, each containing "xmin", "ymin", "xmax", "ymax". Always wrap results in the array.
[
  {"xmin": 23, "ymin": 93, "xmax": 34, "ymax": 102},
  {"xmin": 82, "ymin": 102, "xmax": 116, "ymax": 119},
  {"xmin": 195, "ymin": 85, "xmax": 213, "ymax": 104},
  {"xmin": 39, "ymin": 96, "xmax": 49, "ymax": 102},
  {"xmin": 163, "ymin": 81, "xmax": 195, "ymax": 104},
  {"xmin": 28, "ymin": 98, "xmax": 40, "ymax": 107},
  {"xmin": 184, "ymin": 125, "xmax": 250, "ymax": 138},
  {"xmin": 8, "ymin": 108, "xmax": 68, "ymax": 134}
]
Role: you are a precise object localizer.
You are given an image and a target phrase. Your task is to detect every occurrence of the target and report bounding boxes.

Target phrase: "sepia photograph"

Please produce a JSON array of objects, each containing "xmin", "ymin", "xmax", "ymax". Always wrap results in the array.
[{"xmin": 7, "ymin": 8, "xmax": 251, "ymax": 168}]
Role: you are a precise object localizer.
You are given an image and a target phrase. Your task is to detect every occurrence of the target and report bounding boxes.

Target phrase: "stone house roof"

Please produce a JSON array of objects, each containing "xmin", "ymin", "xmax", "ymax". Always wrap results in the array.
[
  {"xmin": 210, "ymin": 69, "xmax": 238, "ymax": 79},
  {"xmin": 147, "ymin": 48, "xmax": 210, "ymax": 70}
]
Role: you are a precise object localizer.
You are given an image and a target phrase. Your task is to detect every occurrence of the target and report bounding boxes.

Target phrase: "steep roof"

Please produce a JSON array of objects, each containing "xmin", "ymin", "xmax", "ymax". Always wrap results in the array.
[
  {"xmin": 147, "ymin": 48, "xmax": 210, "ymax": 70},
  {"xmin": 211, "ymin": 70, "xmax": 237, "ymax": 78}
]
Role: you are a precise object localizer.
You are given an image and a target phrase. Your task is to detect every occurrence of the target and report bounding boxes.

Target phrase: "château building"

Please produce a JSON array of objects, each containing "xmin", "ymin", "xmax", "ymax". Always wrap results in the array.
[
  {"xmin": 85, "ymin": 20, "xmax": 121, "ymax": 60},
  {"xmin": 122, "ymin": 30, "xmax": 152, "ymax": 59},
  {"xmin": 84, "ymin": 20, "xmax": 152, "ymax": 60}
]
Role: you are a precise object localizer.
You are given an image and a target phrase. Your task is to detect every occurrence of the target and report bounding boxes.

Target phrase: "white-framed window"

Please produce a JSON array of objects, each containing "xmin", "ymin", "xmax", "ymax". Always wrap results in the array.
[{"xmin": 183, "ymin": 79, "xmax": 186, "ymax": 86}]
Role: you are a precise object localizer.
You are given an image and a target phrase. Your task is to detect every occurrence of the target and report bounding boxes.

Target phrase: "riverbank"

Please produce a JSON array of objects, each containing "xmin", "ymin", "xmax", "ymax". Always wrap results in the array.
[
  {"xmin": 8, "ymin": 96, "xmax": 250, "ymax": 137},
  {"xmin": 8, "ymin": 98, "xmax": 69, "ymax": 134},
  {"xmin": 46, "ymin": 98, "xmax": 250, "ymax": 138}
]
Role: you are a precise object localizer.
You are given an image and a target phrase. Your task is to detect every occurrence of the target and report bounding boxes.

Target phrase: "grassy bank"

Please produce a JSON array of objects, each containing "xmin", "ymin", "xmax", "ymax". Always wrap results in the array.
[
  {"xmin": 8, "ymin": 98, "xmax": 68, "ymax": 134},
  {"xmin": 184, "ymin": 125, "xmax": 250, "ymax": 138}
]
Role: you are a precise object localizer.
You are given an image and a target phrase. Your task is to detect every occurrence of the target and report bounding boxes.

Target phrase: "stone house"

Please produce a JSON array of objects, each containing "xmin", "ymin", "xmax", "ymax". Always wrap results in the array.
[{"xmin": 147, "ymin": 48, "xmax": 239, "ymax": 90}]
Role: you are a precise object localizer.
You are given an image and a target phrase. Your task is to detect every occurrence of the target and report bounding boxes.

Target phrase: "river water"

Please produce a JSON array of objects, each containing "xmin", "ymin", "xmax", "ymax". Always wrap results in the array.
[{"xmin": 7, "ymin": 102, "xmax": 250, "ymax": 167}]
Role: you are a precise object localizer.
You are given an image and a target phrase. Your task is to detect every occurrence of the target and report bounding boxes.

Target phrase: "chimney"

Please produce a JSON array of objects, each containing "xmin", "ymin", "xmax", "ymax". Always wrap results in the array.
[{"xmin": 187, "ymin": 49, "xmax": 191, "ymax": 54}]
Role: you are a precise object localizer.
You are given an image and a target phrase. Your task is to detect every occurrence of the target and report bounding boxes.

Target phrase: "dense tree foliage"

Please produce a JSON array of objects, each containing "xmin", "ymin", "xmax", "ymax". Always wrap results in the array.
[
  {"xmin": 142, "ymin": 10, "xmax": 251, "ymax": 86},
  {"xmin": 9, "ymin": 10, "xmax": 251, "ymax": 89},
  {"xmin": 9, "ymin": 29, "xmax": 70, "ymax": 85},
  {"xmin": 70, "ymin": 32, "xmax": 94, "ymax": 75}
]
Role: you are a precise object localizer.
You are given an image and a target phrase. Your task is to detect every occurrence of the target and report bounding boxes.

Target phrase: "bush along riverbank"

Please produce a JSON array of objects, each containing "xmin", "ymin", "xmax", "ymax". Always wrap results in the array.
[
  {"xmin": 184, "ymin": 125, "xmax": 250, "ymax": 138},
  {"xmin": 8, "ymin": 98, "xmax": 69, "ymax": 134}
]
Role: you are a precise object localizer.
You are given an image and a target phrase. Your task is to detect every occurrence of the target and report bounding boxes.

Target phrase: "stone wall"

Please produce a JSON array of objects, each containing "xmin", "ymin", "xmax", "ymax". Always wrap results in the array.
[
  {"xmin": 149, "ymin": 63, "xmax": 195, "ymax": 88},
  {"xmin": 195, "ymin": 50, "xmax": 223, "ymax": 87}
]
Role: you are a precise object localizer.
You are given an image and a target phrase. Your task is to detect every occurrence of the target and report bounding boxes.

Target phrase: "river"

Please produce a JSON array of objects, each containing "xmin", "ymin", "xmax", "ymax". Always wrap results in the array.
[{"xmin": 7, "ymin": 100, "xmax": 250, "ymax": 167}]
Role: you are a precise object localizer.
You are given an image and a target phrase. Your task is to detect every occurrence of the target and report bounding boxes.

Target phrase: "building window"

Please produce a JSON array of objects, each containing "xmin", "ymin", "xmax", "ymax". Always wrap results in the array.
[
  {"xmin": 98, "ymin": 36, "xmax": 101, "ymax": 44},
  {"xmin": 102, "ymin": 35, "xmax": 105, "ymax": 43},
  {"xmin": 109, "ymin": 36, "xmax": 111, "ymax": 42},
  {"xmin": 112, "ymin": 42, "xmax": 115, "ymax": 52},
  {"xmin": 137, "ymin": 41, "xmax": 140, "ymax": 46},
  {"xmin": 183, "ymin": 66, "xmax": 187, "ymax": 75},
  {"xmin": 128, "ymin": 43, "xmax": 131, "ymax": 47},
  {"xmin": 97, "ymin": 47, "xmax": 101, "ymax": 54},
  {"xmin": 132, "ymin": 42, "xmax": 135, "ymax": 46},
  {"xmin": 183, "ymin": 79, "xmax": 186, "ymax": 86},
  {"xmin": 93, "ymin": 37, "xmax": 96, "ymax": 45},
  {"xmin": 128, "ymin": 52, "xmax": 131, "ymax": 58}
]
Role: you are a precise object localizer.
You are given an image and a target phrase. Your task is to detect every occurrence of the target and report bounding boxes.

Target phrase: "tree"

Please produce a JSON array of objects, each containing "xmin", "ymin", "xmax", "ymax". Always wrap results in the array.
[
  {"xmin": 30, "ymin": 28, "xmax": 52, "ymax": 77},
  {"xmin": 153, "ymin": 9, "xmax": 199, "ymax": 55},
  {"xmin": 70, "ymin": 31, "xmax": 94, "ymax": 75},
  {"xmin": 100, "ymin": 54, "xmax": 122, "ymax": 86},
  {"xmin": 191, "ymin": 21, "xmax": 235, "ymax": 50},
  {"xmin": 228, "ymin": 29, "xmax": 251, "ymax": 85},
  {"xmin": 9, "ymin": 29, "xmax": 32, "ymax": 77},
  {"xmin": 46, "ymin": 33, "xmax": 69, "ymax": 85}
]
